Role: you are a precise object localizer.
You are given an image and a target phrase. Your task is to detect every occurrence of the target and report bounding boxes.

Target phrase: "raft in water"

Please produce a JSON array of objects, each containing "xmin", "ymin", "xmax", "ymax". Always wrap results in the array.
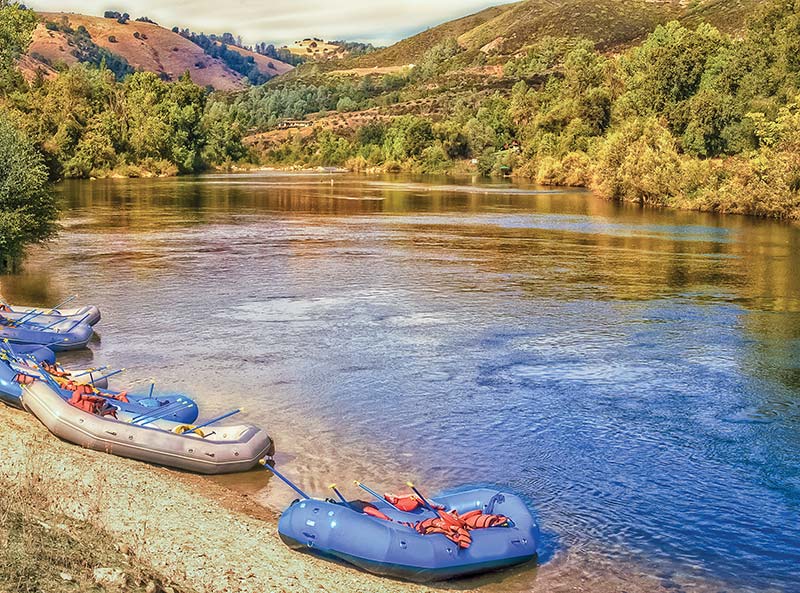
[
  {"xmin": 0, "ymin": 316, "xmax": 93, "ymax": 351},
  {"xmin": 21, "ymin": 379, "xmax": 273, "ymax": 474},
  {"xmin": 277, "ymin": 488, "xmax": 539, "ymax": 581}
]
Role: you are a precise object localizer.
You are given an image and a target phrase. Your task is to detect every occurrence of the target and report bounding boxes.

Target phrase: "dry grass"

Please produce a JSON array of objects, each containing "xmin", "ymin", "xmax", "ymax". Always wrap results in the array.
[
  {"xmin": 27, "ymin": 13, "xmax": 293, "ymax": 91},
  {"xmin": 0, "ymin": 477, "xmax": 193, "ymax": 593},
  {"xmin": 342, "ymin": 0, "xmax": 765, "ymax": 72}
]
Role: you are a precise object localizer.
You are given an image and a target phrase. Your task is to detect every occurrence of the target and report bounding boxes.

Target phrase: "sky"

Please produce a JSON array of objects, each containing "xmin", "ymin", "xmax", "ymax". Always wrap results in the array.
[{"xmin": 26, "ymin": 0, "xmax": 501, "ymax": 47}]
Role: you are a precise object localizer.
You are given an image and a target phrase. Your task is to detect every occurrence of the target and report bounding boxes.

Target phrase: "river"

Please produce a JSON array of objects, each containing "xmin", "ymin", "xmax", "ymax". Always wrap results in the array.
[{"xmin": 2, "ymin": 171, "xmax": 798, "ymax": 593}]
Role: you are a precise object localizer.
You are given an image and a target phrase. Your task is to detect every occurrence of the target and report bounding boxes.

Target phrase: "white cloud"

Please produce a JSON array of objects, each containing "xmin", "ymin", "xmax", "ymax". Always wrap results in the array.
[{"xmin": 26, "ymin": 0, "xmax": 502, "ymax": 46}]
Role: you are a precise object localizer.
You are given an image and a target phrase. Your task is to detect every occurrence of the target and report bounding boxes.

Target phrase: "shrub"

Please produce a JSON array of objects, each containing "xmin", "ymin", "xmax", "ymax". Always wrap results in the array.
[
  {"xmin": 592, "ymin": 118, "xmax": 682, "ymax": 206},
  {"xmin": 0, "ymin": 116, "xmax": 58, "ymax": 272}
]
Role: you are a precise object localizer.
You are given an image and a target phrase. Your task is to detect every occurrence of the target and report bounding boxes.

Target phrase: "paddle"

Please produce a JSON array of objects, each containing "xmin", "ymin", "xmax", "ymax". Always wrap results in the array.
[
  {"xmin": 133, "ymin": 399, "xmax": 195, "ymax": 426},
  {"xmin": 18, "ymin": 296, "xmax": 78, "ymax": 322},
  {"xmin": 45, "ymin": 295, "xmax": 77, "ymax": 314},
  {"xmin": 181, "ymin": 409, "xmax": 240, "ymax": 435},
  {"xmin": 39, "ymin": 312, "xmax": 89, "ymax": 332},
  {"xmin": 86, "ymin": 368, "xmax": 125, "ymax": 385},
  {"xmin": 71, "ymin": 366, "xmax": 109, "ymax": 378},
  {"xmin": 407, "ymin": 481, "xmax": 438, "ymax": 513},
  {"xmin": 329, "ymin": 484, "xmax": 359, "ymax": 510},
  {"xmin": 15, "ymin": 309, "xmax": 47, "ymax": 325},
  {"xmin": 1, "ymin": 339, "xmax": 19, "ymax": 360},
  {"xmin": 259, "ymin": 459, "xmax": 311, "ymax": 499},
  {"xmin": 354, "ymin": 480, "xmax": 403, "ymax": 512}
]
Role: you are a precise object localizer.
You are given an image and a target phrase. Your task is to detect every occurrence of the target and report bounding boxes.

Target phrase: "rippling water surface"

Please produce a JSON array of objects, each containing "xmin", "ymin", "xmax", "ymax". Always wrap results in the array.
[{"xmin": 3, "ymin": 172, "xmax": 799, "ymax": 592}]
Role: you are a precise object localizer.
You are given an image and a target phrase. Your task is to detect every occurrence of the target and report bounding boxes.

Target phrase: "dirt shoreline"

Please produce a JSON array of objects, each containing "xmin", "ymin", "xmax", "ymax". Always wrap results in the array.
[{"xmin": 0, "ymin": 404, "xmax": 437, "ymax": 593}]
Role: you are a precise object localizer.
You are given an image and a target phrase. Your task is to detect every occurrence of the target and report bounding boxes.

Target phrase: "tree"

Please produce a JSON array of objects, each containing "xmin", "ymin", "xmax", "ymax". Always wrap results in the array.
[
  {"xmin": 0, "ymin": 115, "xmax": 58, "ymax": 272},
  {"xmin": 0, "ymin": 1, "xmax": 38, "ymax": 92}
]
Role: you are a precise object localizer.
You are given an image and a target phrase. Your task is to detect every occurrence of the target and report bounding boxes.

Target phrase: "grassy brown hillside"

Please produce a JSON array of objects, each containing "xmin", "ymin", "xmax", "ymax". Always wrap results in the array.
[
  {"xmin": 458, "ymin": 0, "xmax": 684, "ymax": 53},
  {"xmin": 351, "ymin": 3, "xmax": 510, "ymax": 67},
  {"xmin": 27, "ymin": 13, "xmax": 292, "ymax": 90},
  {"xmin": 348, "ymin": 0, "xmax": 764, "ymax": 69},
  {"xmin": 680, "ymin": 0, "xmax": 765, "ymax": 32}
]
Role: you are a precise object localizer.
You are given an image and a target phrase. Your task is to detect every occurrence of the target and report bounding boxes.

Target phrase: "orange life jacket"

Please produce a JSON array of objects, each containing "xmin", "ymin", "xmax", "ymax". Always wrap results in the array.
[
  {"xmin": 385, "ymin": 492, "xmax": 445, "ymax": 512},
  {"xmin": 68, "ymin": 391, "xmax": 116, "ymax": 418},
  {"xmin": 42, "ymin": 362, "xmax": 69, "ymax": 378},
  {"xmin": 362, "ymin": 505, "xmax": 391, "ymax": 521},
  {"xmin": 411, "ymin": 515, "xmax": 473, "ymax": 548},
  {"xmin": 384, "ymin": 493, "xmax": 424, "ymax": 512},
  {"xmin": 14, "ymin": 373, "xmax": 36, "ymax": 385}
]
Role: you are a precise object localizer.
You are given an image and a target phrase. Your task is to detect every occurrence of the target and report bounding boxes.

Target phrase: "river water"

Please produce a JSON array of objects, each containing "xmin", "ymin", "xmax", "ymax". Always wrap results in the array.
[{"xmin": 2, "ymin": 172, "xmax": 798, "ymax": 593}]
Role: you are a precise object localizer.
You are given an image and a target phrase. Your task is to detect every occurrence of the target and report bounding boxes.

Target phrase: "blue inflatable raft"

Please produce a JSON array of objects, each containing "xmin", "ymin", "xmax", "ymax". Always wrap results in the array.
[
  {"xmin": 275, "ymin": 483, "xmax": 539, "ymax": 581},
  {"xmin": 0, "ymin": 356, "xmax": 199, "ymax": 424},
  {"xmin": 12, "ymin": 345, "xmax": 56, "ymax": 365},
  {"xmin": 0, "ymin": 315, "xmax": 93, "ymax": 351}
]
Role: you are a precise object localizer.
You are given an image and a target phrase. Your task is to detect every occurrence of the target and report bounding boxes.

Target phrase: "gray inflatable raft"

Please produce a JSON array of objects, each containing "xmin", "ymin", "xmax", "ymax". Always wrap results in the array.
[
  {"xmin": 21, "ymin": 381, "xmax": 274, "ymax": 474},
  {"xmin": 4, "ymin": 305, "xmax": 101, "ymax": 327}
]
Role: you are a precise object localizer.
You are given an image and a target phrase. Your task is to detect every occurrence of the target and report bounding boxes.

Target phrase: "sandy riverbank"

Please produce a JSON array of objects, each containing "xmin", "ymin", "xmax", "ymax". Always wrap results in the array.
[{"xmin": 0, "ymin": 404, "xmax": 437, "ymax": 593}]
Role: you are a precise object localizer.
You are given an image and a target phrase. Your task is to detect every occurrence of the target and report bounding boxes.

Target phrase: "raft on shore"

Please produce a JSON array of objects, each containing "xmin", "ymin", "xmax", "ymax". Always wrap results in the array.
[
  {"xmin": 0, "ymin": 356, "xmax": 200, "ymax": 424},
  {"xmin": 21, "ymin": 380, "xmax": 273, "ymax": 474},
  {"xmin": 278, "ymin": 488, "xmax": 539, "ymax": 581},
  {"xmin": 0, "ymin": 318, "xmax": 94, "ymax": 351}
]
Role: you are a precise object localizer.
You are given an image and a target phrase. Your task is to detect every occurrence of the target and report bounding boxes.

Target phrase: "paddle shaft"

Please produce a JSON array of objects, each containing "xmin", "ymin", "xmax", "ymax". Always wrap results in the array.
[
  {"xmin": 355, "ymin": 481, "xmax": 402, "ymax": 512},
  {"xmin": 260, "ymin": 461, "xmax": 310, "ymax": 500},
  {"xmin": 182, "ymin": 409, "xmax": 240, "ymax": 435}
]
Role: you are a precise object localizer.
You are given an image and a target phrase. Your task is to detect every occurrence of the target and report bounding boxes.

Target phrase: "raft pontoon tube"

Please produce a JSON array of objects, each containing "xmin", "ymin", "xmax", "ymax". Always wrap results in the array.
[
  {"xmin": 277, "ymin": 487, "xmax": 539, "ymax": 581},
  {"xmin": 21, "ymin": 380, "xmax": 272, "ymax": 474},
  {"xmin": 1, "ymin": 304, "xmax": 101, "ymax": 327},
  {"xmin": 0, "ymin": 357, "xmax": 199, "ymax": 423}
]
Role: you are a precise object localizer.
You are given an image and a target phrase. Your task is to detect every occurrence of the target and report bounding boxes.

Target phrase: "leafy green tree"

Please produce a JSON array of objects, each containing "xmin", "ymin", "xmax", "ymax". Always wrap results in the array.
[
  {"xmin": 618, "ymin": 22, "xmax": 729, "ymax": 119},
  {"xmin": 0, "ymin": 1, "xmax": 37, "ymax": 92},
  {"xmin": 0, "ymin": 115, "xmax": 58, "ymax": 271}
]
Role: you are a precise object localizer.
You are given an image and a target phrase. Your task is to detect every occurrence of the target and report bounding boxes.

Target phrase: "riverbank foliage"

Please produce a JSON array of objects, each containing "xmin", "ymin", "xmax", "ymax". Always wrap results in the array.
[
  {"xmin": 230, "ymin": 0, "xmax": 800, "ymax": 219},
  {"xmin": 0, "ymin": 2, "xmax": 58, "ymax": 272},
  {"xmin": 0, "ymin": 4, "xmax": 248, "ymax": 181}
]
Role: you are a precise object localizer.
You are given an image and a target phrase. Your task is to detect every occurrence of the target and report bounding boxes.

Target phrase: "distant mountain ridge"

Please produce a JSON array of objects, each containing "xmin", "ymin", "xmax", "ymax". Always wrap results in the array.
[{"xmin": 24, "ymin": 12, "xmax": 293, "ymax": 90}]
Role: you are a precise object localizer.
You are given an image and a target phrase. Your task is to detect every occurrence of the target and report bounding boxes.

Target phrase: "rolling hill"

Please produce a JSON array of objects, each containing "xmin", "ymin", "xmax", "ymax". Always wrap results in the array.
[
  {"xmin": 25, "ymin": 13, "xmax": 293, "ymax": 90},
  {"xmin": 348, "ymin": 0, "xmax": 764, "ymax": 69}
]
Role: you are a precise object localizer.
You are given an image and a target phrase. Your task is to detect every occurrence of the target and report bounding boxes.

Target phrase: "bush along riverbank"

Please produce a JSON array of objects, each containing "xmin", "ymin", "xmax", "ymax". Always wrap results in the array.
[{"xmin": 234, "ymin": 0, "xmax": 800, "ymax": 220}]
